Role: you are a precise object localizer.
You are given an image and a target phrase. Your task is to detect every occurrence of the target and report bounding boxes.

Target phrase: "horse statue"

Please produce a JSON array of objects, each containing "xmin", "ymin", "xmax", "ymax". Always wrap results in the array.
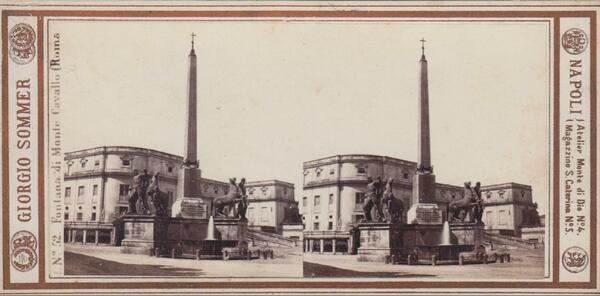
[
  {"xmin": 449, "ymin": 181, "xmax": 479, "ymax": 223},
  {"xmin": 381, "ymin": 178, "xmax": 403, "ymax": 223},
  {"xmin": 213, "ymin": 177, "xmax": 247, "ymax": 218},
  {"xmin": 147, "ymin": 172, "xmax": 168, "ymax": 216},
  {"xmin": 150, "ymin": 189, "xmax": 169, "ymax": 216}
]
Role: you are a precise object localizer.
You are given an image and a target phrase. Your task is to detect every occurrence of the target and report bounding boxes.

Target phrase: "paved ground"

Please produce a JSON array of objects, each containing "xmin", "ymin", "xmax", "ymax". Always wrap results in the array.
[
  {"xmin": 303, "ymin": 247, "xmax": 546, "ymax": 279},
  {"xmin": 65, "ymin": 243, "xmax": 303, "ymax": 278},
  {"xmin": 66, "ymin": 244, "xmax": 545, "ymax": 279}
]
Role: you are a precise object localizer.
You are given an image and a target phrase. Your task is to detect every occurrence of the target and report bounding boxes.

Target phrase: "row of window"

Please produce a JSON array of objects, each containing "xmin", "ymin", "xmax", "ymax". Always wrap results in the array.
[
  {"xmin": 246, "ymin": 206, "xmax": 272, "ymax": 223},
  {"xmin": 65, "ymin": 185, "xmax": 99, "ymax": 203},
  {"xmin": 483, "ymin": 191, "xmax": 529, "ymax": 199},
  {"xmin": 64, "ymin": 205, "xmax": 97, "ymax": 221},
  {"xmin": 485, "ymin": 209, "xmax": 511, "ymax": 225},
  {"xmin": 301, "ymin": 194, "xmax": 335, "ymax": 210},
  {"xmin": 308, "ymin": 167, "xmax": 411, "ymax": 179},
  {"xmin": 67, "ymin": 158, "xmax": 174, "ymax": 174},
  {"xmin": 310, "ymin": 214, "xmax": 335, "ymax": 230}
]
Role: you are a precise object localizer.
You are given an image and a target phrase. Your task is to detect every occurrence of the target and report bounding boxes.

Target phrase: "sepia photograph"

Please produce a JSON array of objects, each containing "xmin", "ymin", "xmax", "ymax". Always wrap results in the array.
[
  {"xmin": 2, "ymin": 2, "xmax": 597, "ymax": 294},
  {"xmin": 53, "ymin": 20, "xmax": 549, "ymax": 279}
]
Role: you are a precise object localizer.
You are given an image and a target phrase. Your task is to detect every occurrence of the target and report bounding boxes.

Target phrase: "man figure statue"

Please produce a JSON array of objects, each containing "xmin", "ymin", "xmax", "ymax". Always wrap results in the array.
[
  {"xmin": 138, "ymin": 169, "xmax": 151, "ymax": 214},
  {"xmin": 147, "ymin": 172, "xmax": 167, "ymax": 216},
  {"xmin": 382, "ymin": 178, "xmax": 403, "ymax": 223},
  {"xmin": 374, "ymin": 177, "xmax": 385, "ymax": 221},
  {"xmin": 472, "ymin": 181, "xmax": 484, "ymax": 224},
  {"xmin": 127, "ymin": 169, "xmax": 141, "ymax": 214},
  {"xmin": 237, "ymin": 178, "xmax": 248, "ymax": 220},
  {"xmin": 362, "ymin": 176, "xmax": 384, "ymax": 222}
]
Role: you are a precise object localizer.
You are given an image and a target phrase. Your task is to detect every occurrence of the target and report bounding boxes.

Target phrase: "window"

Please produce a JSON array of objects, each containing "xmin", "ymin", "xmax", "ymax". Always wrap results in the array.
[
  {"xmin": 403, "ymin": 172, "xmax": 409, "ymax": 179},
  {"xmin": 485, "ymin": 210, "xmax": 493, "ymax": 225},
  {"xmin": 313, "ymin": 222, "xmax": 319, "ymax": 230},
  {"xmin": 499, "ymin": 210, "xmax": 507, "ymax": 225},
  {"xmin": 76, "ymin": 213, "xmax": 83, "ymax": 221},
  {"xmin": 314, "ymin": 195, "xmax": 320, "ymax": 210},
  {"xmin": 93, "ymin": 185, "xmax": 98, "ymax": 196},
  {"xmin": 119, "ymin": 184, "xmax": 129, "ymax": 196},
  {"xmin": 316, "ymin": 171, "xmax": 321, "ymax": 177},
  {"xmin": 122, "ymin": 159, "xmax": 131, "ymax": 166},
  {"xmin": 261, "ymin": 207, "xmax": 269, "ymax": 222},
  {"xmin": 329, "ymin": 169, "xmax": 335, "ymax": 175},
  {"xmin": 64, "ymin": 212, "xmax": 69, "ymax": 220},
  {"xmin": 302, "ymin": 197, "xmax": 307, "ymax": 207},
  {"xmin": 328, "ymin": 221, "xmax": 333, "ymax": 230},
  {"xmin": 81, "ymin": 162, "xmax": 86, "ymax": 168},
  {"xmin": 167, "ymin": 166, "xmax": 173, "ymax": 173},
  {"xmin": 65, "ymin": 187, "xmax": 71, "ymax": 198},
  {"xmin": 355, "ymin": 192, "xmax": 366, "ymax": 205},
  {"xmin": 91, "ymin": 212, "xmax": 97, "ymax": 221},
  {"xmin": 328, "ymin": 194, "xmax": 334, "ymax": 211},
  {"xmin": 94, "ymin": 160, "xmax": 100, "ymax": 166},
  {"xmin": 77, "ymin": 186, "xmax": 85, "ymax": 203},
  {"xmin": 357, "ymin": 167, "xmax": 366, "ymax": 174}
]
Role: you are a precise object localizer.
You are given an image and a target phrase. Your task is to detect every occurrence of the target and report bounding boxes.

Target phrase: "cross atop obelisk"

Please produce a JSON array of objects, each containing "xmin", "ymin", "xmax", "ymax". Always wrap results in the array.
[
  {"xmin": 191, "ymin": 32, "xmax": 196, "ymax": 50},
  {"xmin": 420, "ymin": 38, "xmax": 426, "ymax": 57}
]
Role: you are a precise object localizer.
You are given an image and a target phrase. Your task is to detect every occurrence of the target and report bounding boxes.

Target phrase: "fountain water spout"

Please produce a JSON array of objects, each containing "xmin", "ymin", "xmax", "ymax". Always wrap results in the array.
[
  {"xmin": 440, "ymin": 221, "xmax": 451, "ymax": 245},
  {"xmin": 206, "ymin": 215, "xmax": 215, "ymax": 240}
]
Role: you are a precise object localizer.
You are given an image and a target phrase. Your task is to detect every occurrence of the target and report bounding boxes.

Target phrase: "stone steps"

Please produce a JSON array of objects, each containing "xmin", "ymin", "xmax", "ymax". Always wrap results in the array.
[{"xmin": 245, "ymin": 229, "xmax": 297, "ymax": 247}]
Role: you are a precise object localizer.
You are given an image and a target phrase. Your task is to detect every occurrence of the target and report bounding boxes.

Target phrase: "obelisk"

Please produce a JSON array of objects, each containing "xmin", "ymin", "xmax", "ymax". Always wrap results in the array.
[
  {"xmin": 171, "ymin": 34, "xmax": 207, "ymax": 219},
  {"xmin": 406, "ymin": 39, "xmax": 442, "ymax": 224}
]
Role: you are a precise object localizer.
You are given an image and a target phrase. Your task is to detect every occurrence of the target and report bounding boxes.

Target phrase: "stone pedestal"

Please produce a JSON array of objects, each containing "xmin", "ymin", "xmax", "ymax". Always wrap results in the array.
[
  {"xmin": 165, "ymin": 217, "xmax": 210, "ymax": 242},
  {"xmin": 121, "ymin": 215, "xmax": 169, "ymax": 255},
  {"xmin": 406, "ymin": 203, "xmax": 442, "ymax": 224},
  {"xmin": 171, "ymin": 167, "xmax": 207, "ymax": 218},
  {"xmin": 449, "ymin": 222, "xmax": 484, "ymax": 245},
  {"xmin": 357, "ymin": 222, "xmax": 402, "ymax": 262},
  {"xmin": 177, "ymin": 167, "xmax": 203, "ymax": 199},
  {"xmin": 215, "ymin": 218, "xmax": 247, "ymax": 242},
  {"xmin": 171, "ymin": 197, "xmax": 209, "ymax": 219},
  {"xmin": 412, "ymin": 172, "xmax": 436, "ymax": 204}
]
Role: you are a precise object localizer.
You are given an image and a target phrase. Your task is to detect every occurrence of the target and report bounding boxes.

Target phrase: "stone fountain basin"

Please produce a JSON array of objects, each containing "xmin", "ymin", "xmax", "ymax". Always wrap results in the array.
[{"xmin": 414, "ymin": 244, "xmax": 474, "ymax": 263}]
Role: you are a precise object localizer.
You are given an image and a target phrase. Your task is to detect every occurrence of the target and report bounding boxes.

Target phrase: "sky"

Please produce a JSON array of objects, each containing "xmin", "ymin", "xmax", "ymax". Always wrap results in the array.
[{"xmin": 53, "ymin": 20, "xmax": 550, "ymax": 212}]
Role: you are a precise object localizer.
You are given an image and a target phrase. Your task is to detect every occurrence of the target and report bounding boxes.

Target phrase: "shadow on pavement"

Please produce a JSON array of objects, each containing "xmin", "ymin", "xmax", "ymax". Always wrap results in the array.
[
  {"xmin": 303, "ymin": 262, "xmax": 436, "ymax": 278},
  {"xmin": 65, "ymin": 251, "xmax": 205, "ymax": 276}
]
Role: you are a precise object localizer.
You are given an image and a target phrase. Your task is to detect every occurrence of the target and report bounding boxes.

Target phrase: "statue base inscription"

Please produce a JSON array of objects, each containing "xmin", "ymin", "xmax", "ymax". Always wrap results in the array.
[
  {"xmin": 406, "ymin": 203, "xmax": 442, "ymax": 225},
  {"xmin": 171, "ymin": 197, "xmax": 208, "ymax": 219}
]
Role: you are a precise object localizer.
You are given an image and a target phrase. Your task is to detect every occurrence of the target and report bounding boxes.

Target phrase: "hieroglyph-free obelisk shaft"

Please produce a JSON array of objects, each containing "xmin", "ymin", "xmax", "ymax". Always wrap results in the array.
[
  {"xmin": 172, "ymin": 35, "xmax": 207, "ymax": 218},
  {"xmin": 407, "ymin": 39, "xmax": 442, "ymax": 224}
]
